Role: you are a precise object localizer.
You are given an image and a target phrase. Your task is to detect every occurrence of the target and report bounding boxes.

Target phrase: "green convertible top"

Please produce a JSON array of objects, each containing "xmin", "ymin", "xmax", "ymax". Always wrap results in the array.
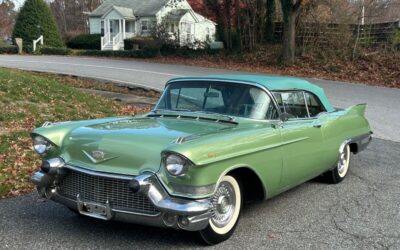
[{"xmin": 168, "ymin": 75, "xmax": 334, "ymax": 112}]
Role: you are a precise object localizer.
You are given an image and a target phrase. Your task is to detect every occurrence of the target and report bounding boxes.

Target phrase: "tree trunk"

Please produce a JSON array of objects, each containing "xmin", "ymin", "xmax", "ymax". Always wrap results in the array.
[
  {"xmin": 280, "ymin": 0, "xmax": 301, "ymax": 65},
  {"xmin": 235, "ymin": 0, "xmax": 241, "ymax": 51},
  {"xmin": 265, "ymin": 0, "xmax": 275, "ymax": 42},
  {"xmin": 282, "ymin": 11, "xmax": 296, "ymax": 64}
]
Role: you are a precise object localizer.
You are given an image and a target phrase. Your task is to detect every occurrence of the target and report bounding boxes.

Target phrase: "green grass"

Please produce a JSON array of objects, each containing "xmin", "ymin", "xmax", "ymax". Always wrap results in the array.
[{"xmin": 0, "ymin": 68, "xmax": 126, "ymax": 197}]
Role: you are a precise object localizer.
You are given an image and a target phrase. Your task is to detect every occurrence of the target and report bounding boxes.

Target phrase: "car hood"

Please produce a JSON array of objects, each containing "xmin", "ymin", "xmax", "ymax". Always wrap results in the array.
[{"xmin": 61, "ymin": 117, "xmax": 236, "ymax": 176}]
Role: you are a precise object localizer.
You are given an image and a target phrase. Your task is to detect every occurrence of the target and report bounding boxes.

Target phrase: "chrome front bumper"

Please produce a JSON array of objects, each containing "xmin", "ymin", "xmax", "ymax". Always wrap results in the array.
[{"xmin": 31, "ymin": 168, "xmax": 213, "ymax": 231}]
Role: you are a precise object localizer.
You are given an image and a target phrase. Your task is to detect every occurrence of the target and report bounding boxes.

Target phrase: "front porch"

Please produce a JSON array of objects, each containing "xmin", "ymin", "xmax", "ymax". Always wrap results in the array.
[
  {"xmin": 101, "ymin": 18, "xmax": 136, "ymax": 51},
  {"xmin": 100, "ymin": 6, "xmax": 138, "ymax": 51}
]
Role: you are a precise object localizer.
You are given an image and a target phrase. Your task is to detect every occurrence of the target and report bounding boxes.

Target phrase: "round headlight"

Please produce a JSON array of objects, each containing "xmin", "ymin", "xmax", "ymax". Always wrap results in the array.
[
  {"xmin": 165, "ymin": 154, "xmax": 188, "ymax": 176},
  {"xmin": 33, "ymin": 135, "xmax": 51, "ymax": 155}
]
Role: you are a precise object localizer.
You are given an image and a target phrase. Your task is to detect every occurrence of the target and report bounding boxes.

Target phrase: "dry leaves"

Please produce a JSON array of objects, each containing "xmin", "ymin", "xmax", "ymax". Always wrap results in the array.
[{"xmin": 0, "ymin": 69, "xmax": 150, "ymax": 198}]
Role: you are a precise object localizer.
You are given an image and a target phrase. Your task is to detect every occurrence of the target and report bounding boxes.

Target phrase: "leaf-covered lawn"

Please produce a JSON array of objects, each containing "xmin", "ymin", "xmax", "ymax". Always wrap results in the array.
[{"xmin": 0, "ymin": 68, "xmax": 149, "ymax": 198}]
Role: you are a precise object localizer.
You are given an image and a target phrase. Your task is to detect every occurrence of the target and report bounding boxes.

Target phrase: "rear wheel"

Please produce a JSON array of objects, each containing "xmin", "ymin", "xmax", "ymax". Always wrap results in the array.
[
  {"xmin": 199, "ymin": 175, "xmax": 242, "ymax": 245},
  {"xmin": 325, "ymin": 143, "xmax": 351, "ymax": 184}
]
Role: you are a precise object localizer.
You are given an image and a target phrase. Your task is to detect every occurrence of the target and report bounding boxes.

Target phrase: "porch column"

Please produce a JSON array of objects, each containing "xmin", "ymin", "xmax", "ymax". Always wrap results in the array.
[
  {"xmin": 107, "ymin": 18, "xmax": 110, "ymax": 41},
  {"xmin": 123, "ymin": 19, "xmax": 126, "ymax": 39}
]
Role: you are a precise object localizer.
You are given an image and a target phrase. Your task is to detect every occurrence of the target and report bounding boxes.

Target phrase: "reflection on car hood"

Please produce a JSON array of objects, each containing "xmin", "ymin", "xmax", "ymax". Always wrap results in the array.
[{"xmin": 62, "ymin": 117, "xmax": 236, "ymax": 176}]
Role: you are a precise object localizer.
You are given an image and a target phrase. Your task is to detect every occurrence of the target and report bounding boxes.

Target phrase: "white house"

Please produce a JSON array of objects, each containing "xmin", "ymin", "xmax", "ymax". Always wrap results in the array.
[{"xmin": 88, "ymin": 0, "xmax": 217, "ymax": 50}]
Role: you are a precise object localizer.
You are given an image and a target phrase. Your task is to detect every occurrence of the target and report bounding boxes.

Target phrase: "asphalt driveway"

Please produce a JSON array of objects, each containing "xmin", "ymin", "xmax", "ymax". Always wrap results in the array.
[
  {"xmin": 0, "ymin": 55, "xmax": 399, "ymax": 249},
  {"xmin": 0, "ymin": 138, "xmax": 399, "ymax": 249}
]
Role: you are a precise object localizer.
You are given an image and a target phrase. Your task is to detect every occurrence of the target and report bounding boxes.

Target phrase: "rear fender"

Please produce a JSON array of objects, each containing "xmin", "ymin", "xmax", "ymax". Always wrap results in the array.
[{"xmin": 345, "ymin": 103, "xmax": 367, "ymax": 117}]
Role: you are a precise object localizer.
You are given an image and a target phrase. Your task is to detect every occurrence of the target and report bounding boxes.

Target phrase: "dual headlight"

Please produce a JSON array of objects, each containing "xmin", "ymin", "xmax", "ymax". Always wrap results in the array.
[
  {"xmin": 164, "ymin": 153, "xmax": 191, "ymax": 176},
  {"xmin": 32, "ymin": 135, "xmax": 53, "ymax": 156}
]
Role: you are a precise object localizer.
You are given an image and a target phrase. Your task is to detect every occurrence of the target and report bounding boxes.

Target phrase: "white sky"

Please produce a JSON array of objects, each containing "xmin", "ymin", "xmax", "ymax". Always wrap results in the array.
[{"xmin": 9, "ymin": 0, "xmax": 53, "ymax": 10}]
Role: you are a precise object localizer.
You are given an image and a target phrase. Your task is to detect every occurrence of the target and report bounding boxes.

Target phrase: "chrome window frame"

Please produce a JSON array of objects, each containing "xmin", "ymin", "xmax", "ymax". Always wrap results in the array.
[
  {"xmin": 154, "ymin": 79, "xmax": 283, "ymax": 122},
  {"xmin": 271, "ymin": 89, "xmax": 327, "ymax": 121}
]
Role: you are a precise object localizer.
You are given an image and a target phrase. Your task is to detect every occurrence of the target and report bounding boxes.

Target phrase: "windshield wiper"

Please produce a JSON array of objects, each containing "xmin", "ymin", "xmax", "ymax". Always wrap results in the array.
[{"xmin": 151, "ymin": 109, "xmax": 236, "ymax": 121}]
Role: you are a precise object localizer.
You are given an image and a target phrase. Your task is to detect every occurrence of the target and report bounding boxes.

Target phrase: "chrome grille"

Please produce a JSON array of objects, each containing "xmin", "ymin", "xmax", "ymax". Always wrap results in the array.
[{"xmin": 58, "ymin": 169, "xmax": 159, "ymax": 215}]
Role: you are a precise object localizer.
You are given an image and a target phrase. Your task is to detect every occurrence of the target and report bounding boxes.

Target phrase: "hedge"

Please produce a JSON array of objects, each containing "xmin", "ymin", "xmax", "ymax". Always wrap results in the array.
[
  {"xmin": 159, "ymin": 44, "xmax": 219, "ymax": 58},
  {"xmin": 67, "ymin": 34, "xmax": 101, "ymax": 50},
  {"xmin": 40, "ymin": 47, "xmax": 70, "ymax": 55},
  {"xmin": 124, "ymin": 37, "xmax": 162, "ymax": 50},
  {"xmin": 76, "ymin": 49, "xmax": 158, "ymax": 58},
  {"xmin": 23, "ymin": 45, "xmax": 34, "ymax": 54},
  {"xmin": 0, "ymin": 46, "xmax": 18, "ymax": 54}
]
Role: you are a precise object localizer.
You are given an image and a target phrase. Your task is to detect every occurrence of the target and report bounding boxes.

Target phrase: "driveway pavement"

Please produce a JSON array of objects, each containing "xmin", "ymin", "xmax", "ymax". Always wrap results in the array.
[
  {"xmin": 0, "ymin": 55, "xmax": 399, "ymax": 249},
  {"xmin": 0, "ymin": 138, "xmax": 399, "ymax": 249},
  {"xmin": 0, "ymin": 55, "xmax": 399, "ymax": 142}
]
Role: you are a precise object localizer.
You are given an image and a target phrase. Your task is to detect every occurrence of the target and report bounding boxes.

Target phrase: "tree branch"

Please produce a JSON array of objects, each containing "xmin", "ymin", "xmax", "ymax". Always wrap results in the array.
[{"xmin": 292, "ymin": 0, "xmax": 302, "ymax": 12}]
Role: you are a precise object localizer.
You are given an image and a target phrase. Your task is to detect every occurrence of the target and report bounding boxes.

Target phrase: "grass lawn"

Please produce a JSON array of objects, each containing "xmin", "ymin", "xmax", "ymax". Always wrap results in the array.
[{"xmin": 0, "ymin": 68, "xmax": 149, "ymax": 198}]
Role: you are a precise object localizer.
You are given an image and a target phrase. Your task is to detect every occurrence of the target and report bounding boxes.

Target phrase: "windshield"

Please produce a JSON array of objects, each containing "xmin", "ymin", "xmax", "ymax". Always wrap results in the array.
[{"xmin": 155, "ymin": 81, "xmax": 279, "ymax": 120}]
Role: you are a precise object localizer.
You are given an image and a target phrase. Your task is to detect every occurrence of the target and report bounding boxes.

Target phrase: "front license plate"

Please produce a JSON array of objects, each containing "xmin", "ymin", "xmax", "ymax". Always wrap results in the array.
[{"xmin": 76, "ymin": 195, "xmax": 113, "ymax": 220}]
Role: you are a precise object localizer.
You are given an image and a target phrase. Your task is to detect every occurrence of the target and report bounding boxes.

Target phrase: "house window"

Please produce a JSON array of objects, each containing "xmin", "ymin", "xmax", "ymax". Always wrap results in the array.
[
  {"xmin": 126, "ymin": 21, "xmax": 135, "ymax": 33},
  {"xmin": 101, "ymin": 20, "xmax": 104, "ymax": 35},
  {"xmin": 141, "ymin": 20, "xmax": 148, "ymax": 32}
]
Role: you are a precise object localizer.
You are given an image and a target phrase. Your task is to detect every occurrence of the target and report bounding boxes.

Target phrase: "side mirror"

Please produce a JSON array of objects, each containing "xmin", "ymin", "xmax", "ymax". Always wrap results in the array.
[{"xmin": 280, "ymin": 113, "xmax": 290, "ymax": 122}]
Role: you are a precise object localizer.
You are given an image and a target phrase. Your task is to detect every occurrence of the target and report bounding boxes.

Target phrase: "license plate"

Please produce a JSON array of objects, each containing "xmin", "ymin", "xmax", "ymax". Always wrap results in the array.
[{"xmin": 76, "ymin": 194, "xmax": 113, "ymax": 220}]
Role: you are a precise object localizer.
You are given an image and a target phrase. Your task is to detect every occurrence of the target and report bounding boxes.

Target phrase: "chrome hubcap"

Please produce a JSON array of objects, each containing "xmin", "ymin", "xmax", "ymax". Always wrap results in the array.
[
  {"xmin": 338, "ymin": 145, "xmax": 349, "ymax": 177},
  {"xmin": 211, "ymin": 181, "xmax": 236, "ymax": 228}
]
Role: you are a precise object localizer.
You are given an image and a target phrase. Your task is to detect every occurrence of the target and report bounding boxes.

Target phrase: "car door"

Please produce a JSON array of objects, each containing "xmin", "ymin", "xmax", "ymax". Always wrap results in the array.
[{"xmin": 273, "ymin": 91, "xmax": 327, "ymax": 190}]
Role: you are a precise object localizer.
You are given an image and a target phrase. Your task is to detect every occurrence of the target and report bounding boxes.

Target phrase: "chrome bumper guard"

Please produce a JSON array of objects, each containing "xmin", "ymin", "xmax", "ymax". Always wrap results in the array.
[{"xmin": 31, "ymin": 169, "xmax": 213, "ymax": 231}]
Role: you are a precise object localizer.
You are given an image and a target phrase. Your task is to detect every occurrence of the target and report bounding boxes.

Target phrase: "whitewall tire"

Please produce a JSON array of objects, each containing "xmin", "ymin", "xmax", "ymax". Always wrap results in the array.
[
  {"xmin": 199, "ymin": 175, "xmax": 242, "ymax": 245},
  {"xmin": 325, "ymin": 143, "xmax": 351, "ymax": 184}
]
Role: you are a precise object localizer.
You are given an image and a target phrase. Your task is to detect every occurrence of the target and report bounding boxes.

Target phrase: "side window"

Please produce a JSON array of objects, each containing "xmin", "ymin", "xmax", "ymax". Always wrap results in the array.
[
  {"xmin": 304, "ymin": 92, "xmax": 325, "ymax": 117},
  {"xmin": 247, "ymin": 88, "xmax": 279, "ymax": 120},
  {"xmin": 273, "ymin": 91, "xmax": 309, "ymax": 119}
]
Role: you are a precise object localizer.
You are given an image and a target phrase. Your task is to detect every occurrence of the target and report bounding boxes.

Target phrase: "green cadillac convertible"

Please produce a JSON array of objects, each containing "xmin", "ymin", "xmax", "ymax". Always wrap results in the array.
[{"xmin": 31, "ymin": 75, "xmax": 371, "ymax": 244}]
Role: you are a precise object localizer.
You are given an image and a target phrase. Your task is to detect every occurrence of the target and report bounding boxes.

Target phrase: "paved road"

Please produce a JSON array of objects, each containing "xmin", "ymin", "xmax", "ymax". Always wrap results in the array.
[
  {"xmin": 0, "ymin": 138, "xmax": 399, "ymax": 249},
  {"xmin": 0, "ymin": 55, "xmax": 399, "ymax": 249},
  {"xmin": 0, "ymin": 55, "xmax": 399, "ymax": 142}
]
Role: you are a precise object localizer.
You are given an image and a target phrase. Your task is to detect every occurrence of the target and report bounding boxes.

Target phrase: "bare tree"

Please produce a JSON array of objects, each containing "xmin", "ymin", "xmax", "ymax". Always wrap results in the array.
[
  {"xmin": 280, "ymin": 0, "xmax": 303, "ymax": 65},
  {"xmin": 50, "ymin": 0, "xmax": 103, "ymax": 38},
  {"xmin": 0, "ymin": 0, "xmax": 16, "ymax": 40}
]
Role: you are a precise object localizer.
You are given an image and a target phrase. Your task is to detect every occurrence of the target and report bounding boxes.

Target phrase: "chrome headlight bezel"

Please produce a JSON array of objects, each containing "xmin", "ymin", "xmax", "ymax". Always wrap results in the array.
[
  {"xmin": 32, "ymin": 134, "xmax": 54, "ymax": 156},
  {"xmin": 163, "ymin": 153, "xmax": 192, "ymax": 177}
]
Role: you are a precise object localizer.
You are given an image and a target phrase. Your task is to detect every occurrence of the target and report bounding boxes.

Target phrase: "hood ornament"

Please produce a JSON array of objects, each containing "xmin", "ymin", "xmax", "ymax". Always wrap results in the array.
[{"xmin": 82, "ymin": 150, "xmax": 118, "ymax": 164}]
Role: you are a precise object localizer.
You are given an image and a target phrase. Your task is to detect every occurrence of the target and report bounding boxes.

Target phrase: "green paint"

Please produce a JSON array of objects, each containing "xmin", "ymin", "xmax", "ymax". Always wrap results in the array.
[{"xmin": 32, "ymin": 77, "xmax": 370, "ymax": 200}]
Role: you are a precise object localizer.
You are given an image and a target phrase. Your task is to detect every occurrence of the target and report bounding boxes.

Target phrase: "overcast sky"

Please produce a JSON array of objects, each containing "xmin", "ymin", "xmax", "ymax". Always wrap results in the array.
[{"xmin": 10, "ymin": 0, "xmax": 25, "ymax": 9}]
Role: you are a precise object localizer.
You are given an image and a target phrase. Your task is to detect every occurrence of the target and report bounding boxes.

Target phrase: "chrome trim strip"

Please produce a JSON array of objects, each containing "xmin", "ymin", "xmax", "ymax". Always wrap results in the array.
[
  {"xmin": 64, "ymin": 164, "xmax": 134, "ymax": 180},
  {"xmin": 303, "ymin": 91, "xmax": 311, "ymax": 118}
]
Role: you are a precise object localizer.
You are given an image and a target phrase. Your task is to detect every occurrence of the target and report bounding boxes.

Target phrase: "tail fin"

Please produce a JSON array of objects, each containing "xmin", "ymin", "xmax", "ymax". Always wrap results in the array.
[{"xmin": 346, "ymin": 103, "xmax": 367, "ymax": 116}]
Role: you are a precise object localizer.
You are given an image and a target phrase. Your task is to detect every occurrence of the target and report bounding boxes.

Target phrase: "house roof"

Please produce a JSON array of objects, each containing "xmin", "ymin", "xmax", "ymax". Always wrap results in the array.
[
  {"xmin": 101, "ymin": 6, "xmax": 135, "ymax": 19},
  {"xmin": 165, "ymin": 9, "xmax": 216, "ymax": 24},
  {"xmin": 168, "ymin": 75, "xmax": 334, "ymax": 112},
  {"xmin": 165, "ymin": 9, "xmax": 190, "ymax": 21},
  {"xmin": 90, "ymin": 0, "xmax": 169, "ymax": 17}
]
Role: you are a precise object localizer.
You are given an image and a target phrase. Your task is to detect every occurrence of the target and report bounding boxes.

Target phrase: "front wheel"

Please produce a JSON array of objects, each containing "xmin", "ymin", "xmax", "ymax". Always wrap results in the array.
[
  {"xmin": 325, "ymin": 143, "xmax": 351, "ymax": 184},
  {"xmin": 199, "ymin": 175, "xmax": 242, "ymax": 245}
]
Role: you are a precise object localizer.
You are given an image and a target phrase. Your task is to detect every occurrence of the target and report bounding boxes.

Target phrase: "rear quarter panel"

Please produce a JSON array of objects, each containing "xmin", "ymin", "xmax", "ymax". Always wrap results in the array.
[{"xmin": 320, "ymin": 104, "xmax": 371, "ymax": 168}]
